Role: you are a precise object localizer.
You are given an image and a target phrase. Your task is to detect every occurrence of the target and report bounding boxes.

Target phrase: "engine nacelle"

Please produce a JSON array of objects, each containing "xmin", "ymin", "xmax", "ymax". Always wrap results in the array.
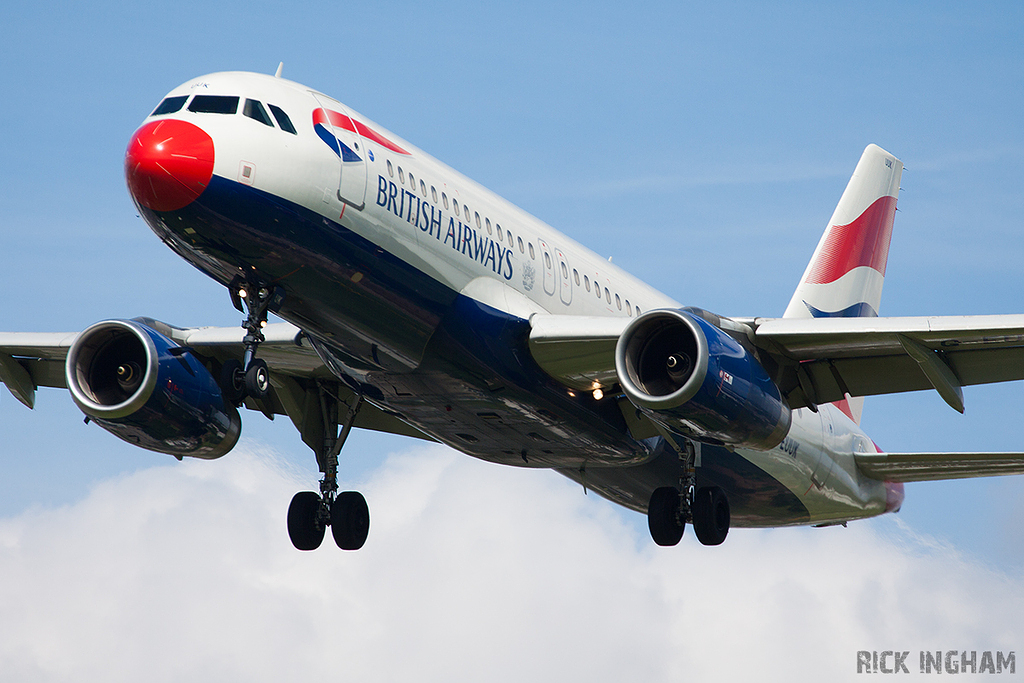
[
  {"xmin": 615, "ymin": 309, "xmax": 790, "ymax": 450},
  {"xmin": 66, "ymin": 320, "xmax": 241, "ymax": 459}
]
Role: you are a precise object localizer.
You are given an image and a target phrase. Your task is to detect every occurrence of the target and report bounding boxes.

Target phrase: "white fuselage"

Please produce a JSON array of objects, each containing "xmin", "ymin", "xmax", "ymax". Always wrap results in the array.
[{"xmin": 134, "ymin": 71, "xmax": 894, "ymax": 527}]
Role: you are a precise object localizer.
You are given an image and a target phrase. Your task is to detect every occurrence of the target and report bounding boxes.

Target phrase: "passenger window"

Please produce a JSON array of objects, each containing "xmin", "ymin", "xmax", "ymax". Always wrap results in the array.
[
  {"xmin": 485, "ymin": 218, "xmax": 492, "ymax": 234},
  {"xmin": 636, "ymin": 306, "xmax": 641, "ymax": 316},
  {"xmin": 615, "ymin": 293, "xmax": 622, "ymax": 310},
  {"xmin": 625, "ymin": 299, "xmax": 631, "ymax": 316},
  {"xmin": 596, "ymin": 283, "xmax": 602, "ymax": 299},
  {"xmin": 420, "ymin": 180, "xmax": 427, "ymax": 196},
  {"xmin": 573, "ymin": 269, "xmax": 580, "ymax": 286},
  {"xmin": 529, "ymin": 243, "xmax": 536, "ymax": 259},
  {"xmin": 442, "ymin": 193, "xmax": 449, "ymax": 209},
  {"xmin": 475, "ymin": 212, "xmax": 481, "ymax": 228},
  {"xmin": 431, "ymin": 186, "xmax": 438, "ymax": 203},
  {"xmin": 151, "ymin": 95, "xmax": 187, "ymax": 116},
  {"xmin": 561, "ymin": 263, "xmax": 569, "ymax": 279},
  {"xmin": 506, "ymin": 230, "xmax": 513, "ymax": 245},
  {"xmin": 544, "ymin": 252, "xmax": 551, "ymax": 269},
  {"xmin": 188, "ymin": 95, "xmax": 239, "ymax": 114},
  {"xmin": 496, "ymin": 225, "xmax": 503, "ymax": 242},
  {"xmin": 398, "ymin": 167, "xmax": 405, "ymax": 184},
  {"xmin": 453, "ymin": 200, "xmax": 460, "ymax": 216},
  {"xmin": 518, "ymin": 236, "xmax": 524, "ymax": 253},
  {"xmin": 387, "ymin": 160, "xmax": 394, "ymax": 177},
  {"xmin": 268, "ymin": 104, "xmax": 297, "ymax": 134},
  {"xmin": 584, "ymin": 275, "xmax": 590, "ymax": 292},
  {"xmin": 243, "ymin": 99, "xmax": 273, "ymax": 126},
  {"xmin": 605, "ymin": 288, "xmax": 611, "ymax": 304},
  {"xmin": 409, "ymin": 173, "xmax": 415, "ymax": 188}
]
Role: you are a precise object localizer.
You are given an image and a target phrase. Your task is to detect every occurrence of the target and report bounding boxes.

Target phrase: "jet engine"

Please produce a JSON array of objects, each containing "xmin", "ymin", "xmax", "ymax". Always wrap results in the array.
[
  {"xmin": 615, "ymin": 308, "xmax": 790, "ymax": 450},
  {"xmin": 66, "ymin": 319, "xmax": 241, "ymax": 459}
]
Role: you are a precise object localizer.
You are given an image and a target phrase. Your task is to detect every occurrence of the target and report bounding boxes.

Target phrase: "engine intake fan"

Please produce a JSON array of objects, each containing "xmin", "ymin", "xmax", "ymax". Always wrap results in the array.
[
  {"xmin": 615, "ymin": 309, "xmax": 790, "ymax": 450},
  {"xmin": 66, "ymin": 319, "xmax": 241, "ymax": 459}
]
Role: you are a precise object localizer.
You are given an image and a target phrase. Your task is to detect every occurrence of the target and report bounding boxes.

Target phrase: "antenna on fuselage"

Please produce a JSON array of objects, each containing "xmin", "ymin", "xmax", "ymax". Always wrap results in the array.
[{"xmin": 274, "ymin": 62, "xmax": 284, "ymax": 78}]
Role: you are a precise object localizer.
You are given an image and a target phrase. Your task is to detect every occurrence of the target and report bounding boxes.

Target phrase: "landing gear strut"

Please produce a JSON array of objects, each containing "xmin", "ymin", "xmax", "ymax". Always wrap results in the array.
[
  {"xmin": 286, "ymin": 383, "xmax": 369, "ymax": 551},
  {"xmin": 220, "ymin": 278, "xmax": 281, "ymax": 405},
  {"xmin": 646, "ymin": 438, "xmax": 730, "ymax": 546}
]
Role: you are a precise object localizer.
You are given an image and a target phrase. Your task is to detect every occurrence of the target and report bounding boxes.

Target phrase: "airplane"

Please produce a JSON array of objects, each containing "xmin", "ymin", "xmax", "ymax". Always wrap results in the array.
[{"xmin": 3, "ymin": 66, "xmax": 1024, "ymax": 552}]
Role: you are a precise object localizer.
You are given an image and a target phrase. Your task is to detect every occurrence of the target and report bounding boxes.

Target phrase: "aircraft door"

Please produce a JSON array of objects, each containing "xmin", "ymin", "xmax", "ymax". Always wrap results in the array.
[
  {"xmin": 311, "ymin": 94, "xmax": 367, "ymax": 210},
  {"xmin": 556, "ymin": 248, "xmax": 572, "ymax": 305},
  {"xmin": 811, "ymin": 409, "xmax": 836, "ymax": 489},
  {"xmin": 538, "ymin": 239, "xmax": 556, "ymax": 296}
]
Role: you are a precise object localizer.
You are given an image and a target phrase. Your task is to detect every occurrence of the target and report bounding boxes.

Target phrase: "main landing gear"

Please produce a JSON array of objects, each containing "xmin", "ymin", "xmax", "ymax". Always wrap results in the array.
[
  {"xmin": 647, "ymin": 439, "xmax": 730, "ymax": 547},
  {"xmin": 286, "ymin": 385, "xmax": 369, "ymax": 551}
]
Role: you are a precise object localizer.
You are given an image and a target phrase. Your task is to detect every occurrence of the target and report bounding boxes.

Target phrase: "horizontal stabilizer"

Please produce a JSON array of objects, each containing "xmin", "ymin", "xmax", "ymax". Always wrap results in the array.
[{"xmin": 856, "ymin": 451, "xmax": 1024, "ymax": 482}]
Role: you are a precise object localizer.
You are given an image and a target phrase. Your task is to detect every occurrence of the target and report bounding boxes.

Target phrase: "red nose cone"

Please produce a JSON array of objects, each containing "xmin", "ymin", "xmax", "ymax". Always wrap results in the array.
[{"xmin": 125, "ymin": 119, "xmax": 215, "ymax": 212}]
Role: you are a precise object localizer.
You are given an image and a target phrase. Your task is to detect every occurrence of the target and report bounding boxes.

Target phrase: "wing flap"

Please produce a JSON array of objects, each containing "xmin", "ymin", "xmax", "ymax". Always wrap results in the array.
[{"xmin": 856, "ymin": 451, "xmax": 1024, "ymax": 482}]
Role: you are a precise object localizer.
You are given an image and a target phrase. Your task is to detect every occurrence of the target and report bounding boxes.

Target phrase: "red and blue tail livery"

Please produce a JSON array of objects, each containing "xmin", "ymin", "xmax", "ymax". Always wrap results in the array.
[{"xmin": 785, "ymin": 144, "xmax": 902, "ymax": 320}]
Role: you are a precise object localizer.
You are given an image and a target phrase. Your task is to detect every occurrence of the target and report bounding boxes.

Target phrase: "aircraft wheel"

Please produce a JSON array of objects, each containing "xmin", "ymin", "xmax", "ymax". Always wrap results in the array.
[
  {"xmin": 648, "ymin": 486, "xmax": 685, "ymax": 546},
  {"xmin": 245, "ymin": 358, "xmax": 270, "ymax": 400},
  {"xmin": 219, "ymin": 359, "xmax": 246, "ymax": 405},
  {"xmin": 331, "ymin": 491, "xmax": 370, "ymax": 550},
  {"xmin": 288, "ymin": 491, "xmax": 325, "ymax": 551},
  {"xmin": 692, "ymin": 486, "xmax": 730, "ymax": 546}
]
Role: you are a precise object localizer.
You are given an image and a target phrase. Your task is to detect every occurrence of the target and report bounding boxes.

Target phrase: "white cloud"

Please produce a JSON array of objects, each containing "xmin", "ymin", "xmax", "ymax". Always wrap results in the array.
[{"xmin": 0, "ymin": 442, "xmax": 1021, "ymax": 682}]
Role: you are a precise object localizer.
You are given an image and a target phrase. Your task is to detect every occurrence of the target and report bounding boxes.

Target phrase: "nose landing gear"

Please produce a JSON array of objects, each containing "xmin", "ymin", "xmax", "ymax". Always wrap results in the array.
[{"xmin": 219, "ymin": 278, "xmax": 282, "ymax": 405}]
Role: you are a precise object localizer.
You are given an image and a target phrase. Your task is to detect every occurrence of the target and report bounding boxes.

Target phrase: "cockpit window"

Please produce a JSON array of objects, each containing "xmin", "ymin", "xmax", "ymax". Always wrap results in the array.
[
  {"xmin": 188, "ymin": 95, "xmax": 239, "ymax": 114},
  {"xmin": 268, "ymin": 104, "xmax": 297, "ymax": 134},
  {"xmin": 243, "ymin": 99, "xmax": 273, "ymax": 126},
  {"xmin": 152, "ymin": 95, "xmax": 188, "ymax": 116}
]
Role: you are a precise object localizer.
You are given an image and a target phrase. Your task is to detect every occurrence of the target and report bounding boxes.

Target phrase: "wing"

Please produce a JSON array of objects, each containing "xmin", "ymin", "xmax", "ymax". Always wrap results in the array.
[
  {"xmin": 750, "ymin": 314, "xmax": 1024, "ymax": 412},
  {"xmin": 854, "ymin": 451, "xmax": 1024, "ymax": 482},
  {"xmin": 529, "ymin": 312, "xmax": 1024, "ymax": 414},
  {"xmin": 527, "ymin": 315, "xmax": 628, "ymax": 390},
  {"xmin": 0, "ymin": 318, "xmax": 432, "ymax": 442}
]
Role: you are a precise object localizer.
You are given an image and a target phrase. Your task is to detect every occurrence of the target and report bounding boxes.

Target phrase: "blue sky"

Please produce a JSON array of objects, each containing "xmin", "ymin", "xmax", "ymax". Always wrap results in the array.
[{"xmin": 2, "ymin": 2, "xmax": 1024, "ymax": 679}]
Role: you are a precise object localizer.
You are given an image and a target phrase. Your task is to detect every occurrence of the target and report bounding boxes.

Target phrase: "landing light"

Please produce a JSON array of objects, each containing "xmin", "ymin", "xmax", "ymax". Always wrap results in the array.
[
  {"xmin": 592, "ymin": 389, "xmax": 604, "ymax": 401},
  {"xmin": 238, "ymin": 288, "xmax": 248, "ymax": 299}
]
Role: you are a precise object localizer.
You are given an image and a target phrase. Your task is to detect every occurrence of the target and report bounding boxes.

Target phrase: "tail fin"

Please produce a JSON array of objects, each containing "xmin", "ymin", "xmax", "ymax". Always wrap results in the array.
[{"xmin": 783, "ymin": 144, "xmax": 903, "ymax": 423}]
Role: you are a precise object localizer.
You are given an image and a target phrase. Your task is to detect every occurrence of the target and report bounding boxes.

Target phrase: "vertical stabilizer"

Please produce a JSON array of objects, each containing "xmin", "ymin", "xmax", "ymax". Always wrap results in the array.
[{"xmin": 784, "ymin": 144, "xmax": 903, "ymax": 423}]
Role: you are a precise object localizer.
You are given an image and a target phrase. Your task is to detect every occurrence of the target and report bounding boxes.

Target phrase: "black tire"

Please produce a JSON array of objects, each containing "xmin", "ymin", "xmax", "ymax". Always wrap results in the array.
[
  {"xmin": 219, "ymin": 358, "xmax": 246, "ymax": 405},
  {"xmin": 331, "ymin": 491, "xmax": 370, "ymax": 550},
  {"xmin": 692, "ymin": 486, "xmax": 730, "ymax": 546},
  {"xmin": 245, "ymin": 358, "xmax": 270, "ymax": 400},
  {"xmin": 648, "ymin": 486, "xmax": 685, "ymax": 546},
  {"xmin": 287, "ymin": 491, "xmax": 325, "ymax": 551}
]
